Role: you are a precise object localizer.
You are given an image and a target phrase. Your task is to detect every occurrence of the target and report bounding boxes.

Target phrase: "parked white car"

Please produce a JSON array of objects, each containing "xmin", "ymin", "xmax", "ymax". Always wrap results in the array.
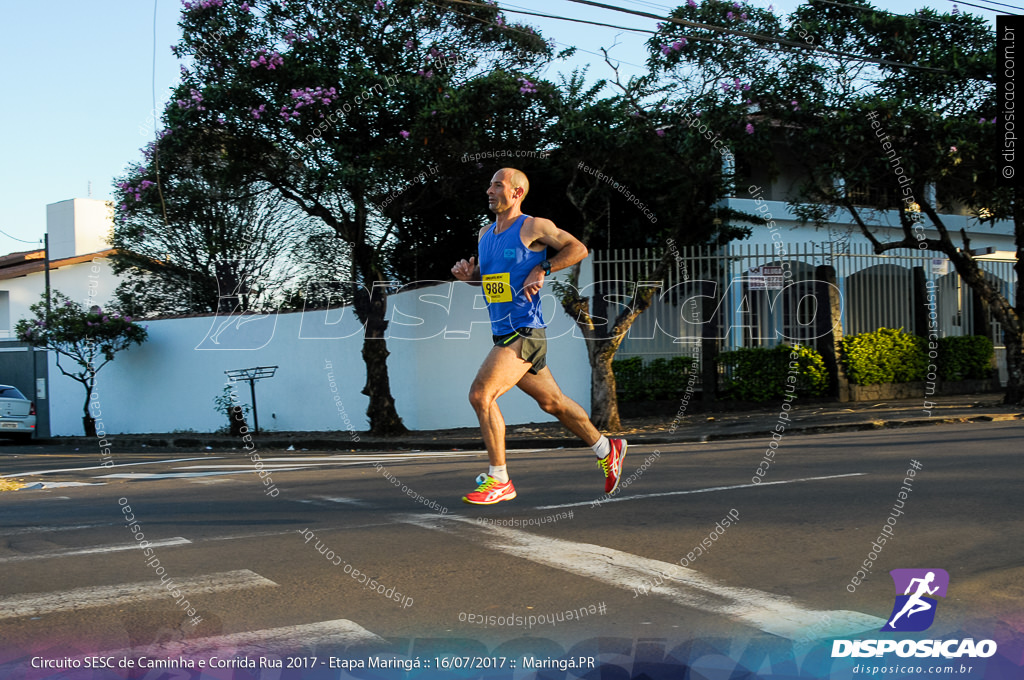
[{"xmin": 0, "ymin": 385, "xmax": 36, "ymax": 441}]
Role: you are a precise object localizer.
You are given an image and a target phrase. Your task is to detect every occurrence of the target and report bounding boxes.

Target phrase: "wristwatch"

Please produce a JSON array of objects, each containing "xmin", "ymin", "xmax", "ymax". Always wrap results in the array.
[{"xmin": 540, "ymin": 259, "xmax": 552, "ymax": 275}]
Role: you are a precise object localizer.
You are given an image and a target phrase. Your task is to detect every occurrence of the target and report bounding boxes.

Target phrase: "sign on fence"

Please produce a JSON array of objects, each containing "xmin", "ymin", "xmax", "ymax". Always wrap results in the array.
[{"xmin": 748, "ymin": 265, "xmax": 785, "ymax": 290}]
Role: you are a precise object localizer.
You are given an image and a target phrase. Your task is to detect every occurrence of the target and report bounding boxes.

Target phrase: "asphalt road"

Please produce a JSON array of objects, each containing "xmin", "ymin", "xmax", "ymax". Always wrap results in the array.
[{"xmin": 0, "ymin": 421, "xmax": 1021, "ymax": 679}]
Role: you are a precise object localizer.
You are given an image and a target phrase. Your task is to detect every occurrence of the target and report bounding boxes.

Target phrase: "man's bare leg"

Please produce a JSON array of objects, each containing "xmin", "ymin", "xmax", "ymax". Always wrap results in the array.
[
  {"xmin": 468, "ymin": 340, "xmax": 533, "ymax": 467},
  {"xmin": 515, "ymin": 367, "xmax": 601, "ymax": 446}
]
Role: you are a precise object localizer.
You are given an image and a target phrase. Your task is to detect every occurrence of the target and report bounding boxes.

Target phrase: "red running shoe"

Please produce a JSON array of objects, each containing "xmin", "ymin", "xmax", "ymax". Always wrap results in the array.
[
  {"xmin": 463, "ymin": 475, "xmax": 517, "ymax": 505},
  {"xmin": 598, "ymin": 438, "xmax": 628, "ymax": 494}
]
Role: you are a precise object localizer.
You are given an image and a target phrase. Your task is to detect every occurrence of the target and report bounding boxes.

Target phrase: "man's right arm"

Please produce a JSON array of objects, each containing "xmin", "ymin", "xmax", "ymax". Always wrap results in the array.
[{"xmin": 452, "ymin": 255, "xmax": 481, "ymax": 286}]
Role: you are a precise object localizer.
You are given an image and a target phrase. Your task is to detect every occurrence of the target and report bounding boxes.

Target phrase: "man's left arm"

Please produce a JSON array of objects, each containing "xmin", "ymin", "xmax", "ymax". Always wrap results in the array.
[{"xmin": 521, "ymin": 218, "xmax": 589, "ymax": 301}]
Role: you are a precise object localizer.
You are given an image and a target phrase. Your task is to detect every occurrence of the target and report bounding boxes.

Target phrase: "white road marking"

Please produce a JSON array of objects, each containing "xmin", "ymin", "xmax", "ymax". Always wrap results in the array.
[
  {"xmin": 99, "ymin": 619, "xmax": 383, "ymax": 658},
  {"xmin": 0, "ymin": 537, "xmax": 190, "ymax": 563},
  {"xmin": 0, "ymin": 569, "xmax": 276, "ymax": 620},
  {"xmin": 21, "ymin": 481, "xmax": 106, "ymax": 489},
  {"xmin": 0, "ymin": 457, "xmax": 216, "ymax": 478},
  {"xmin": 98, "ymin": 469, "xmax": 308, "ymax": 480},
  {"xmin": 0, "ymin": 523, "xmax": 114, "ymax": 537},
  {"xmin": 401, "ymin": 513, "xmax": 885, "ymax": 641},
  {"xmin": 172, "ymin": 464, "xmax": 340, "ymax": 470},
  {"xmin": 293, "ymin": 496, "xmax": 374, "ymax": 508},
  {"xmin": 535, "ymin": 473, "xmax": 868, "ymax": 510},
  {"xmin": 317, "ymin": 496, "xmax": 371, "ymax": 506}
]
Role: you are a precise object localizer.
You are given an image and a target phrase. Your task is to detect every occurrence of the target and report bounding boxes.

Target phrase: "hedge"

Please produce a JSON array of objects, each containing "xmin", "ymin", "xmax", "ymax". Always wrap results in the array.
[
  {"xmin": 936, "ymin": 336, "xmax": 994, "ymax": 381},
  {"xmin": 717, "ymin": 344, "xmax": 829, "ymax": 401},
  {"xmin": 612, "ymin": 355, "xmax": 696, "ymax": 402},
  {"xmin": 840, "ymin": 327, "xmax": 928, "ymax": 385}
]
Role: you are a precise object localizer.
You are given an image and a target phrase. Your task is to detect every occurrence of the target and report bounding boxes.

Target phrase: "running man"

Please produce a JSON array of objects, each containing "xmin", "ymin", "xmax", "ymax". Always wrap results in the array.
[
  {"xmin": 451, "ymin": 167, "xmax": 627, "ymax": 505},
  {"xmin": 887, "ymin": 571, "xmax": 939, "ymax": 628}
]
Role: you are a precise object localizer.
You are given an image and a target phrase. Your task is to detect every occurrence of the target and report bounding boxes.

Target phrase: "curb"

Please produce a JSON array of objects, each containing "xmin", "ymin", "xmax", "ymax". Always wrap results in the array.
[{"xmin": 27, "ymin": 413, "xmax": 1023, "ymax": 453}]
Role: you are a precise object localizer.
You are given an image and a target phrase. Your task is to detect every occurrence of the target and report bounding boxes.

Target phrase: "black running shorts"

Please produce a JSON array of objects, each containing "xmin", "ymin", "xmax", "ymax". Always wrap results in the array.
[{"xmin": 493, "ymin": 327, "xmax": 547, "ymax": 375}]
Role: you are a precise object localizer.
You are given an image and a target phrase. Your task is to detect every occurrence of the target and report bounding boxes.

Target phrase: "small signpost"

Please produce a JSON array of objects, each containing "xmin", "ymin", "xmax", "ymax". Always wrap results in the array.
[{"xmin": 224, "ymin": 366, "xmax": 278, "ymax": 434}]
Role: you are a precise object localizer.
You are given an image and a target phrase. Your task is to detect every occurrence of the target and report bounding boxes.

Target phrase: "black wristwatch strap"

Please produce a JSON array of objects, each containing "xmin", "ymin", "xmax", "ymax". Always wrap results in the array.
[{"xmin": 540, "ymin": 259, "xmax": 552, "ymax": 275}]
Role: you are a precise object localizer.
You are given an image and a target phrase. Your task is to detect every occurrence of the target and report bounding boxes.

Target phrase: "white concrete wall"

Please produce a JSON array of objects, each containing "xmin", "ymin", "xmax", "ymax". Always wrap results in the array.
[
  {"xmin": 46, "ymin": 198, "xmax": 113, "ymax": 260},
  {"xmin": 46, "ymin": 261, "xmax": 595, "ymax": 436},
  {"xmin": 1, "ymin": 257, "xmax": 119, "ymax": 339}
]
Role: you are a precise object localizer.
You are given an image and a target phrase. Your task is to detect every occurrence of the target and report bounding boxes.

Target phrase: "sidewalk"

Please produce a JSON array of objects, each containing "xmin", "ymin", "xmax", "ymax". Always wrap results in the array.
[{"xmin": 28, "ymin": 393, "xmax": 1023, "ymax": 453}]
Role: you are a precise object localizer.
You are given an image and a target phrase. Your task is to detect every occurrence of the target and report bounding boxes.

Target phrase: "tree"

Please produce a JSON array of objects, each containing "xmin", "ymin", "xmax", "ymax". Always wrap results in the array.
[
  {"xmin": 15, "ymin": 292, "xmax": 149, "ymax": 436},
  {"xmin": 159, "ymin": 0, "xmax": 555, "ymax": 433},
  {"xmin": 745, "ymin": 2, "xmax": 1021, "ymax": 402},
  {"xmin": 111, "ymin": 140, "xmax": 309, "ymax": 318},
  {"xmin": 536, "ymin": 63, "xmax": 751, "ymax": 429}
]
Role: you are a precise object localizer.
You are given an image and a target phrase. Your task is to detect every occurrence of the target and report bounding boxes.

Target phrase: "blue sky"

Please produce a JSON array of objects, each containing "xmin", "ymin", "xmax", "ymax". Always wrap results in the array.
[{"xmin": 0, "ymin": 0, "xmax": 997, "ymax": 250}]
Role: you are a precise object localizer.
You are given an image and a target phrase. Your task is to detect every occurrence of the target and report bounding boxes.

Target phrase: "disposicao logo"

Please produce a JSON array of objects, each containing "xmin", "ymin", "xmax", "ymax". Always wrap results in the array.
[
  {"xmin": 832, "ymin": 568, "xmax": 998, "ymax": 659},
  {"xmin": 882, "ymin": 568, "xmax": 948, "ymax": 632}
]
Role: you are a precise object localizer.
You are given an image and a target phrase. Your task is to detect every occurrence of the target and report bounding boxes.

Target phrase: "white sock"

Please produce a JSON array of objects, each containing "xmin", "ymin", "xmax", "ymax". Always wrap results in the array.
[
  {"xmin": 489, "ymin": 465, "xmax": 509, "ymax": 483},
  {"xmin": 592, "ymin": 436, "xmax": 611, "ymax": 458}
]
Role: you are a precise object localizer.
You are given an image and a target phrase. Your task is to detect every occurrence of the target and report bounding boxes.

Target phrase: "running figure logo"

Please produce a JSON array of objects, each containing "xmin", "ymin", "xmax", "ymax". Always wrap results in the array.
[{"xmin": 881, "ymin": 568, "xmax": 949, "ymax": 632}]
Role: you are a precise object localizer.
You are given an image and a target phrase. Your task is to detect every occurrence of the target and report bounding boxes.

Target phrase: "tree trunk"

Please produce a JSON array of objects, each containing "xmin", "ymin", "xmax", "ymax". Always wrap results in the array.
[
  {"xmin": 228, "ymin": 405, "xmax": 248, "ymax": 437},
  {"xmin": 588, "ymin": 340, "xmax": 620, "ymax": 431},
  {"xmin": 352, "ymin": 270, "xmax": 407, "ymax": 436},
  {"xmin": 1003, "ymin": 331, "xmax": 1024, "ymax": 405},
  {"xmin": 81, "ymin": 383, "xmax": 96, "ymax": 437}
]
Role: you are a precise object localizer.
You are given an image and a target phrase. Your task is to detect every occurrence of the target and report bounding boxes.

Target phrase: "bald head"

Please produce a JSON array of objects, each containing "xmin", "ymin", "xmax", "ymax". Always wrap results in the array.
[{"xmin": 497, "ymin": 167, "xmax": 529, "ymax": 200}]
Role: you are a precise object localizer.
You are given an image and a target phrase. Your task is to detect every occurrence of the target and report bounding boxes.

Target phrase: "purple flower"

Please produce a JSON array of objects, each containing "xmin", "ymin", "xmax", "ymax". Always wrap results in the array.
[
  {"xmin": 687, "ymin": 0, "xmax": 696, "ymax": 6},
  {"xmin": 745, "ymin": 123, "xmax": 754, "ymax": 134},
  {"xmin": 791, "ymin": 100, "xmax": 799, "ymax": 110},
  {"xmin": 375, "ymin": 0, "xmax": 385, "ymax": 9},
  {"xmin": 240, "ymin": 1, "xmax": 250, "ymax": 11},
  {"xmin": 726, "ymin": 11, "xmax": 735, "ymax": 19},
  {"xmin": 64, "ymin": 301, "xmax": 73, "ymax": 307},
  {"xmin": 672, "ymin": 40, "xmax": 686, "ymax": 50},
  {"xmin": 661, "ymin": 44, "xmax": 671, "ymax": 55},
  {"xmin": 740, "ymin": 12, "xmax": 747, "ymax": 19},
  {"xmin": 656, "ymin": 129, "xmax": 665, "ymax": 137},
  {"xmin": 400, "ymin": 130, "xmax": 410, "ymax": 139},
  {"xmin": 404, "ymin": 39, "xmax": 414, "ymax": 50}
]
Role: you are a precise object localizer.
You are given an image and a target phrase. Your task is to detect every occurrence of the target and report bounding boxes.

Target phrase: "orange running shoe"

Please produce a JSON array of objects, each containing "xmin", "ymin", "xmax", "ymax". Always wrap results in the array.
[
  {"xmin": 463, "ymin": 474, "xmax": 517, "ymax": 505},
  {"xmin": 598, "ymin": 438, "xmax": 628, "ymax": 494}
]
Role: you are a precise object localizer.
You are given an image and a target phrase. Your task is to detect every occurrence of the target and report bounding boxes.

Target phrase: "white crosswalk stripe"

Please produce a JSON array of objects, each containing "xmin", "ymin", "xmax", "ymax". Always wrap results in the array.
[
  {"xmin": 106, "ymin": 619, "xmax": 385, "ymax": 658},
  {"xmin": 400, "ymin": 513, "xmax": 886, "ymax": 641},
  {"xmin": 0, "ymin": 537, "xmax": 191, "ymax": 563},
  {"xmin": 0, "ymin": 569, "xmax": 276, "ymax": 620}
]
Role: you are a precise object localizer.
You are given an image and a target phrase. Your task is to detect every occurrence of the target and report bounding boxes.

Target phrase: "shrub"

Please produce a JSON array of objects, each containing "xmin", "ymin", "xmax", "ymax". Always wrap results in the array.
[
  {"xmin": 937, "ymin": 336, "xmax": 994, "ymax": 381},
  {"xmin": 718, "ymin": 344, "xmax": 829, "ymax": 401},
  {"xmin": 612, "ymin": 355, "xmax": 696, "ymax": 402},
  {"xmin": 841, "ymin": 327, "xmax": 927, "ymax": 385}
]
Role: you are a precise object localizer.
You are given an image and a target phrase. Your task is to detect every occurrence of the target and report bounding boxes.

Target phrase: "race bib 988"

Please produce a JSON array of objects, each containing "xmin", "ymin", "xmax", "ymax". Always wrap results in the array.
[{"xmin": 482, "ymin": 273, "xmax": 513, "ymax": 303}]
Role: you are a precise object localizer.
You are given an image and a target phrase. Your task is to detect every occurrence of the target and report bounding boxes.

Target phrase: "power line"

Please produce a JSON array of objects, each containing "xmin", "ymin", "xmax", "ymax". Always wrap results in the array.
[
  {"xmin": 438, "ymin": 0, "xmax": 951, "ymax": 73},
  {"xmin": 0, "ymin": 229, "xmax": 42, "ymax": 245},
  {"xmin": 427, "ymin": 0, "xmax": 655, "ymax": 70},
  {"xmin": 811, "ymin": 0, "xmax": 988, "ymax": 29},
  {"xmin": 952, "ymin": 0, "xmax": 1024, "ymax": 11},
  {"xmin": 952, "ymin": 0, "xmax": 1022, "ymax": 13},
  {"xmin": 563, "ymin": 0, "xmax": 952, "ymax": 72}
]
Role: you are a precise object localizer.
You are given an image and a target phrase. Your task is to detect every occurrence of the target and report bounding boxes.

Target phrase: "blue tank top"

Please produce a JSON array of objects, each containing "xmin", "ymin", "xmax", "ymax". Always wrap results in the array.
[{"xmin": 478, "ymin": 214, "xmax": 546, "ymax": 335}]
